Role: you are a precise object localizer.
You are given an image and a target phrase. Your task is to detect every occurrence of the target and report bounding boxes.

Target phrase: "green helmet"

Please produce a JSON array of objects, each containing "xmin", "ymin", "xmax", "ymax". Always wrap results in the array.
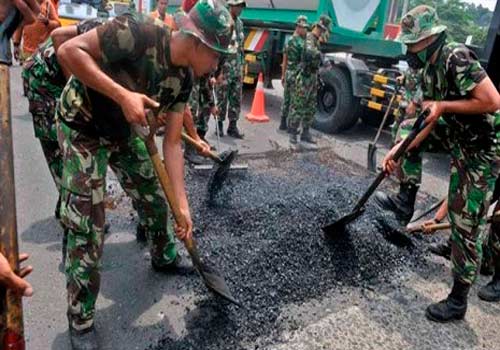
[
  {"xmin": 176, "ymin": 0, "xmax": 236, "ymax": 54},
  {"xmin": 400, "ymin": 5, "xmax": 447, "ymax": 44},
  {"xmin": 227, "ymin": 0, "xmax": 246, "ymax": 7},
  {"xmin": 317, "ymin": 14, "xmax": 332, "ymax": 32},
  {"xmin": 295, "ymin": 15, "xmax": 309, "ymax": 28}
]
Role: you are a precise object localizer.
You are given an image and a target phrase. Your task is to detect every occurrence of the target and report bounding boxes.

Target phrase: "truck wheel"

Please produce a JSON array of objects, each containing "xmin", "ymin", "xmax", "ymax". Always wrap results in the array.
[{"xmin": 313, "ymin": 66, "xmax": 360, "ymax": 134}]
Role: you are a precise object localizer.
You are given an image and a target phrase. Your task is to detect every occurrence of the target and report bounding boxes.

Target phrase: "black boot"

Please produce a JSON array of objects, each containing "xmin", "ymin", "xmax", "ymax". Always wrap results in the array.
[
  {"xmin": 478, "ymin": 263, "xmax": 500, "ymax": 302},
  {"xmin": 136, "ymin": 224, "xmax": 147, "ymax": 243},
  {"xmin": 429, "ymin": 240, "xmax": 451, "ymax": 260},
  {"xmin": 55, "ymin": 195, "xmax": 62, "ymax": 220},
  {"xmin": 278, "ymin": 115, "xmax": 287, "ymax": 131},
  {"xmin": 152, "ymin": 254, "xmax": 194, "ymax": 276},
  {"xmin": 184, "ymin": 143, "xmax": 205, "ymax": 165},
  {"xmin": 374, "ymin": 183, "xmax": 419, "ymax": 224},
  {"xmin": 69, "ymin": 325, "xmax": 99, "ymax": 350},
  {"xmin": 426, "ymin": 279, "xmax": 469, "ymax": 323},
  {"xmin": 227, "ymin": 121, "xmax": 244, "ymax": 139},
  {"xmin": 300, "ymin": 127, "xmax": 316, "ymax": 144}
]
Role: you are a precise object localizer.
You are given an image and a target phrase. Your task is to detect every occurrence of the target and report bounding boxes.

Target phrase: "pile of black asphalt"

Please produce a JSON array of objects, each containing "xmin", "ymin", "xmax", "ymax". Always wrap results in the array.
[{"xmin": 149, "ymin": 149, "xmax": 438, "ymax": 350}]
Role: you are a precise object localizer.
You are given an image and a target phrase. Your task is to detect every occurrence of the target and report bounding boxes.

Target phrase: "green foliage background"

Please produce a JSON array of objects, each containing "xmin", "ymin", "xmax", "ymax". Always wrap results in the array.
[{"xmin": 407, "ymin": 0, "xmax": 493, "ymax": 46}]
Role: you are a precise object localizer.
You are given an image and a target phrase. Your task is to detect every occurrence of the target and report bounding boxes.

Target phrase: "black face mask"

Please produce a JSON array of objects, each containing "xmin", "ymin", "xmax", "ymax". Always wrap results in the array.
[{"xmin": 405, "ymin": 32, "xmax": 447, "ymax": 70}]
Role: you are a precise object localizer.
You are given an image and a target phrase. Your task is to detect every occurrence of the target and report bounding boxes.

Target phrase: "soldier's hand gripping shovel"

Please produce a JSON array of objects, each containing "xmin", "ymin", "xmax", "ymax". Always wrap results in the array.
[
  {"xmin": 134, "ymin": 113, "xmax": 242, "ymax": 307},
  {"xmin": 322, "ymin": 109, "xmax": 430, "ymax": 237}
]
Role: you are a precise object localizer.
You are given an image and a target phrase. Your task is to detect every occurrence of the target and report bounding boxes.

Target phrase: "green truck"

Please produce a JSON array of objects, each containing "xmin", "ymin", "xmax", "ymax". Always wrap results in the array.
[
  {"xmin": 167, "ymin": 0, "xmax": 406, "ymax": 133},
  {"xmin": 239, "ymin": 0, "xmax": 406, "ymax": 133}
]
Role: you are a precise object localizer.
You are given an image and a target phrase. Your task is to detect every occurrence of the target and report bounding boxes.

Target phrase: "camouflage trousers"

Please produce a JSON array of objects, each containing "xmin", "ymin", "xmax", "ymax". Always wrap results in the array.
[
  {"xmin": 288, "ymin": 71, "xmax": 318, "ymax": 130},
  {"xmin": 216, "ymin": 62, "xmax": 243, "ymax": 122},
  {"xmin": 57, "ymin": 121, "xmax": 177, "ymax": 331},
  {"xmin": 189, "ymin": 80, "xmax": 213, "ymax": 134},
  {"xmin": 280, "ymin": 69, "xmax": 298, "ymax": 120},
  {"xmin": 396, "ymin": 118, "xmax": 500, "ymax": 285}
]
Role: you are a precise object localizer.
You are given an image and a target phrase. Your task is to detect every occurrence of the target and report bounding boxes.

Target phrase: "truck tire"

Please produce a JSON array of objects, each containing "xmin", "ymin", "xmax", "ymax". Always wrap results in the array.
[{"xmin": 313, "ymin": 66, "xmax": 361, "ymax": 134}]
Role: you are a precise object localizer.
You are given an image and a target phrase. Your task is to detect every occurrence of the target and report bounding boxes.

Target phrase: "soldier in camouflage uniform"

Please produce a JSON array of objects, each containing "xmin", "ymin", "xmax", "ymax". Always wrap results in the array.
[
  {"xmin": 381, "ymin": 5, "xmax": 500, "ymax": 323},
  {"xmin": 288, "ymin": 15, "xmax": 331, "ymax": 145},
  {"xmin": 22, "ymin": 19, "xmax": 107, "ymax": 219},
  {"xmin": 215, "ymin": 0, "xmax": 246, "ymax": 138},
  {"xmin": 55, "ymin": 1, "xmax": 234, "ymax": 348},
  {"xmin": 278, "ymin": 15, "xmax": 308, "ymax": 131}
]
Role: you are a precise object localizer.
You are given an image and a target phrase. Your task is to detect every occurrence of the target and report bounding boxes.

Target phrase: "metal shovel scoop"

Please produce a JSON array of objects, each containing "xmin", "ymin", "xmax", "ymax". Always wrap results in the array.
[
  {"xmin": 135, "ymin": 114, "xmax": 242, "ymax": 307},
  {"xmin": 322, "ymin": 109, "xmax": 430, "ymax": 237},
  {"xmin": 367, "ymin": 92, "xmax": 397, "ymax": 172},
  {"xmin": 181, "ymin": 132, "xmax": 241, "ymax": 200}
]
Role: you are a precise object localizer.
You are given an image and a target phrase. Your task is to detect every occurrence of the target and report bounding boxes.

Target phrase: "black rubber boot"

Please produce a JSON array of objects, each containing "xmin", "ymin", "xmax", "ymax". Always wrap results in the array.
[
  {"xmin": 55, "ymin": 195, "xmax": 61, "ymax": 220},
  {"xmin": 227, "ymin": 121, "xmax": 244, "ymax": 139},
  {"xmin": 429, "ymin": 240, "xmax": 451, "ymax": 260},
  {"xmin": 478, "ymin": 262, "xmax": 500, "ymax": 302},
  {"xmin": 426, "ymin": 279, "xmax": 469, "ymax": 323},
  {"xmin": 136, "ymin": 224, "xmax": 147, "ymax": 243},
  {"xmin": 300, "ymin": 127, "xmax": 317, "ymax": 144},
  {"xmin": 69, "ymin": 325, "xmax": 99, "ymax": 350},
  {"xmin": 184, "ymin": 143, "xmax": 205, "ymax": 165},
  {"xmin": 279, "ymin": 115, "xmax": 287, "ymax": 131},
  {"xmin": 152, "ymin": 254, "xmax": 194, "ymax": 276},
  {"xmin": 374, "ymin": 183, "xmax": 419, "ymax": 224}
]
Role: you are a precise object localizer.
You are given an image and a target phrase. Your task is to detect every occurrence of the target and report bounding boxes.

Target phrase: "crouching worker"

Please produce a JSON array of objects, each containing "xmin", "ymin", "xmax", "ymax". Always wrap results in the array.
[{"xmin": 382, "ymin": 5, "xmax": 500, "ymax": 323}]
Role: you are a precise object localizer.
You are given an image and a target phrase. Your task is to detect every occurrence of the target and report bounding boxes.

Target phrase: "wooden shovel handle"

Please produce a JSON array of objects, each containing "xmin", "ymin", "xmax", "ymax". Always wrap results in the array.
[
  {"xmin": 409, "ymin": 211, "xmax": 500, "ymax": 234},
  {"xmin": 181, "ymin": 132, "xmax": 222, "ymax": 163},
  {"xmin": 143, "ymin": 113, "xmax": 196, "ymax": 251}
]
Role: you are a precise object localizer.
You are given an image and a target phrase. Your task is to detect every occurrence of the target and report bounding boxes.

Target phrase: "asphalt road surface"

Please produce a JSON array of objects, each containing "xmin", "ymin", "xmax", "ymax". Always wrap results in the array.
[{"xmin": 8, "ymin": 66, "xmax": 499, "ymax": 350}]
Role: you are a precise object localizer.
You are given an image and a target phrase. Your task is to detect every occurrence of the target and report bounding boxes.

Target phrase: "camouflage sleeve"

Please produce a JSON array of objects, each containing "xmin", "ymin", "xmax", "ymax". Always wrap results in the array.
[
  {"xmin": 77, "ymin": 17, "xmax": 107, "ymax": 35},
  {"xmin": 96, "ymin": 13, "xmax": 153, "ymax": 65},
  {"xmin": 165, "ymin": 71, "xmax": 193, "ymax": 114},
  {"xmin": 404, "ymin": 68, "xmax": 423, "ymax": 105},
  {"xmin": 446, "ymin": 45, "xmax": 487, "ymax": 96},
  {"xmin": 303, "ymin": 35, "xmax": 321, "ymax": 68}
]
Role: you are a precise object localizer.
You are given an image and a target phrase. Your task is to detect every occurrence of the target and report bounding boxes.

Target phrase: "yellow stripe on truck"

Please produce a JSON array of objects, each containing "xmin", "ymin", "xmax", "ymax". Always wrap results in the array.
[
  {"xmin": 244, "ymin": 30, "xmax": 257, "ymax": 50},
  {"xmin": 367, "ymin": 100, "xmax": 383, "ymax": 111},
  {"xmin": 372, "ymin": 74, "xmax": 389, "ymax": 85},
  {"xmin": 370, "ymin": 87, "xmax": 385, "ymax": 98}
]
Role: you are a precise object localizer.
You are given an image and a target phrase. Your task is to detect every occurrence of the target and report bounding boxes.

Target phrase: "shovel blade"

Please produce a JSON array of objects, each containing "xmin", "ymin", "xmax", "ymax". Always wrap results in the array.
[
  {"xmin": 196, "ymin": 262, "xmax": 242, "ymax": 307},
  {"xmin": 367, "ymin": 143, "xmax": 377, "ymax": 173},
  {"xmin": 207, "ymin": 150, "xmax": 238, "ymax": 202},
  {"xmin": 322, "ymin": 209, "xmax": 365, "ymax": 237}
]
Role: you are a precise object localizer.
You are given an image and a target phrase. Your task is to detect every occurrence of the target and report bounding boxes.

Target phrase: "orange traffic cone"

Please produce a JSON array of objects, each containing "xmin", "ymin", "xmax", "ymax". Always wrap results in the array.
[{"xmin": 246, "ymin": 72, "xmax": 270, "ymax": 123}]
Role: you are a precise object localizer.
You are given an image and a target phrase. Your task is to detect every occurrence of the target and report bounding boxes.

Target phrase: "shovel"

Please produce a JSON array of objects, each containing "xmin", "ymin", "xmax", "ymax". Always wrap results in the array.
[
  {"xmin": 408, "ymin": 197, "xmax": 446, "ymax": 224},
  {"xmin": 322, "ymin": 109, "xmax": 430, "ymax": 237},
  {"xmin": 367, "ymin": 92, "xmax": 397, "ymax": 172},
  {"xmin": 135, "ymin": 114, "xmax": 242, "ymax": 307},
  {"xmin": 407, "ymin": 211, "xmax": 500, "ymax": 234}
]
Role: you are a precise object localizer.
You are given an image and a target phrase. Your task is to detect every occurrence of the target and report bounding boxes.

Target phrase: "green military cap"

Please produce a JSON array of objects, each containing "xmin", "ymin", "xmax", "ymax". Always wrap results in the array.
[
  {"xmin": 177, "ymin": 0, "xmax": 236, "ymax": 54},
  {"xmin": 296, "ymin": 15, "xmax": 309, "ymax": 28},
  {"xmin": 227, "ymin": 0, "xmax": 247, "ymax": 7},
  {"xmin": 317, "ymin": 14, "xmax": 332, "ymax": 32},
  {"xmin": 400, "ymin": 5, "xmax": 447, "ymax": 44}
]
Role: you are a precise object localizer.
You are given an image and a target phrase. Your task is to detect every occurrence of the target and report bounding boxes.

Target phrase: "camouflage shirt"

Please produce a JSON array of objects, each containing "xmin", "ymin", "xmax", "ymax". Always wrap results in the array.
[
  {"xmin": 285, "ymin": 35, "xmax": 304, "ymax": 75},
  {"xmin": 57, "ymin": 13, "xmax": 193, "ymax": 140},
  {"xmin": 22, "ymin": 18, "xmax": 107, "ymax": 139},
  {"xmin": 301, "ymin": 32, "xmax": 322, "ymax": 74},
  {"xmin": 417, "ymin": 41, "xmax": 500, "ymax": 151},
  {"xmin": 228, "ymin": 16, "xmax": 245, "ymax": 66}
]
